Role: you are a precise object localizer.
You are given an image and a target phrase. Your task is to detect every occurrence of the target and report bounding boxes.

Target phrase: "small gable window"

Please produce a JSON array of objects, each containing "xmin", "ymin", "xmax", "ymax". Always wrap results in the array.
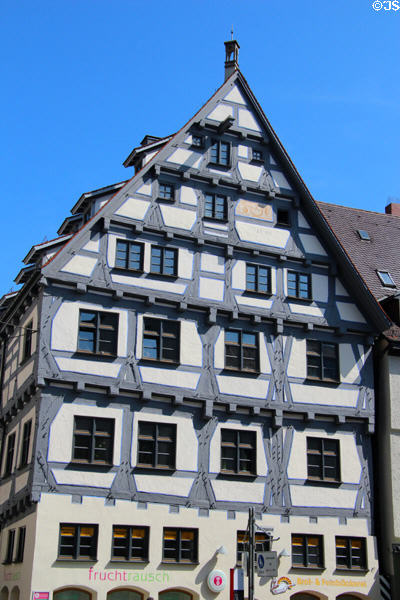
[
  {"xmin": 210, "ymin": 140, "xmax": 230, "ymax": 167},
  {"xmin": 252, "ymin": 149, "xmax": 263, "ymax": 162},
  {"xmin": 276, "ymin": 208, "xmax": 291, "ymax": 227},
  {"xmin": 191, "ymin": 135, "xmax": 203, "ymax": 148},
  {"xmin": 357, "ymin": 229, "xmax": 370, "ymax": 241},
  {"xmin": 287, "ymin": 271, "xmax": 312, "ymax": 300},
  {"xmin": 158, "ymin": 183, "xmax": 175, "ymax": 201},
  {"xmin": 377, "ymin": 270, "xmax": 396, "ymax": 287}
]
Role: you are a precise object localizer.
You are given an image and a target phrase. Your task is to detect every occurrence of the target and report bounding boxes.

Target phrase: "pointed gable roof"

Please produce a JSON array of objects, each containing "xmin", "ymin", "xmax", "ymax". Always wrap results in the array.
[{"xmin": 38, "ymin": 68, "xmax": 388, "ymax": 332}]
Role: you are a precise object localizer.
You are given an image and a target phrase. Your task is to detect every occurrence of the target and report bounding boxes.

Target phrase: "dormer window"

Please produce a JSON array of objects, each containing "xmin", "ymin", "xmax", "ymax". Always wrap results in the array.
[
  {"xmin": 210, "ymin": 140, "xmax": 230, "ymax": 167},
  {"xmin": 191, "ymin": 135, "xmax": 203, "ymax": 148},
  {"xmin": 252, "ymin": 149, "xmax": 263, "ymax": 162},
  {"xmin": 377, "ymin": 270, "xmax": 396, "ymax": 287}
]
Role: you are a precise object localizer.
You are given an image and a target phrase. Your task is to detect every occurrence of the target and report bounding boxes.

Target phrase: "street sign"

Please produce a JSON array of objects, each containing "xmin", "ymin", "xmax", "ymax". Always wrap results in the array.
[
  {"xmin": 256, "ymin": 551, "xmax": 278, "ymax": 577},
  {"xmin": 207, "ymin": 569, "xmax": 227, "ymax": 592}
]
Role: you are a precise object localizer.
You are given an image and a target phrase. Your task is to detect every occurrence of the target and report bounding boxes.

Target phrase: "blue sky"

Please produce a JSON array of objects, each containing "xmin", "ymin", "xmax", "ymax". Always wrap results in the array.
[{"xmin": 1, "ymin": 0, "xmax": 399, "ymax": 294}]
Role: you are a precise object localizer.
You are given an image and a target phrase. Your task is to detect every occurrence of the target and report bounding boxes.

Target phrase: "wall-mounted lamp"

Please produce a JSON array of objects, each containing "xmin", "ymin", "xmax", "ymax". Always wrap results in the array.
[
  {"xmin": 279, "ymin": 548, "xmax": 290, "ymax": 558},
  {"xmin": 216, "ymin": 545, "xmax": 227, "ymax": 555}
]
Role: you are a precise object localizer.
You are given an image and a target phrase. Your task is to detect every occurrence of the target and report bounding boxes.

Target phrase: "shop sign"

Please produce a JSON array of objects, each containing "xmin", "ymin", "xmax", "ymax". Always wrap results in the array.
[
  {"xmin": 256, "ymin": 551, "xmax": 278, "ymax": 577},
  {"xmin": 207, "ymin": 569, "xmax": 227, "ymax": 592},
  {"xmin": 271, "ymin": 577, "xmax": 295, "ymax": 595},
  {"xmin": 32, "ymin": 594, "xmax": 50, "ymax": 600}
]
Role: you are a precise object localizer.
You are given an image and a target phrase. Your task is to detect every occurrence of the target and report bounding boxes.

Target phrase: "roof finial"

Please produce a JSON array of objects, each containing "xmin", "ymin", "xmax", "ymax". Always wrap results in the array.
[{"xmin": 224, "ymin": 37, "xmax": 240, "ymax": 81}]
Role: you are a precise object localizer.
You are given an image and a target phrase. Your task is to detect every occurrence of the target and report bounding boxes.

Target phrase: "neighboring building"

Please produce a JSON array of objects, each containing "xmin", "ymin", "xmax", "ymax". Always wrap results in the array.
[
  {"xmin": 0, "ymin": 42, "xmax": 389, "ymax": 600},
  {"xmin": 318, "ymin": 200, "xmax": 400, "ymax": 600}
]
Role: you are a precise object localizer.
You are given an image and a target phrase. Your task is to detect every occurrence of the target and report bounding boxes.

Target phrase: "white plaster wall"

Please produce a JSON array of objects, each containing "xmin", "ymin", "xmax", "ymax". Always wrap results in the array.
[
  {"xmin": 112, "ymin": 273, "xmax": 187, "ymax": 295},
  {"xmin": 1, "ymin": 511, "xmax": 37, "ymax": 600},
  {"xmin": 235, "ymin": 296, "xmax": 273, "ymax": 310},
  {"xmin": 52, "ymin": 469, "xmax": 116, "ymax": 488},
  {"xmin": 51, "ymin": 301, "xmax": 128, "ymax": 357},
  {"xmin": 291, "ymin": 383, "xmax": 359, "ymax": 408},
  {"xmin": 180, "ymin": 185, "xmax": 198, "ymax": 206},
  {"xmin": 312, "ymin": 274, "xmax": 329, "ymax": 302},
  {"xmin": 48, "ymin": 403, "xmax": 124, "ymax": 465},
  {"xmin": 287, "ymin": 430, "xmax": 362, "ymax": 484},
  {"xmin": 177, "ymin": 248, "xmax": 194, "ymax": 279},
  {"xmin": 131, "ymin": 411, "xmax": 198, "ymax": 471},
  {"xmin": 335, "ymin": 279, "xmax": 349, "ymax": 296},
  {"xmin": 298, "ymin": 233, "xmax": 328, "ymax": 256},
  {"xmin": 224, "ymin": 85, "xmax": 247, "ymax": 105},
  {"xmin": 143, "ymin": 150, "xmax": 158, "ymax": 165},
  {"xmin": 339, "ymin": 344, "xmax": 361, "ymax": 384},
  {"xmin": 297, "ymin": 212, "xmax": 311, "ymax": 229},
  {"xmin": 55, "ymin": 357, "xmax": 121, "ymax": 378},
  {"xmin": 236, "ymin": 221, "xmax": 290, "ymax": 248},
  {"xmin": 270, "ymin": 169, "xmax": 292, "ymax": 190},
  {"xmin": 203, "ymin": 220, "xmax": 228, "ymax": 231},
  {"xmin": 216, "ymin": 375, "xmax": 268, "ymax": 399},
  {"xmin": 289, "ymin": 304, "xmax": 325, "ymax": 317},
  {"xmin": 290, "ymin": 486, "xmax": 358, "ymax": 509},
  {"xmin": 237, "ymin": 144, "xmax": 249, "ymax": 158},
  {"xmin": 165, "ymin": 149, "xmax": 202, "ymax": 169},
  {"xmin": 139, "ymin": 367, "xmax": 200, "ymax": 390},
  {"xmin": 237, "ymin": 162, "xmax": 263, "ymax": 183},
  {"xmin": 286, "ymin": 338, "xmax": 307, "ymax": 378},
  {"xmin": 238, "ymin": 108, "xmax": 261, "ymax": 131},
  {"xmin": 159, "ymin": 205, "xmax": 197, "ymax": 230},
  {"xmin": 214, "ymin": 331, "xmax": 225, "ymax": 369},
  {"xmin": 136, "ymin": 182, "xmax": 152, "ymax": 196},
  {"xmin": 61, "ymin": 255, "xmax": 98, "ymax": 276},
  {"xmin": 82, "ymin": 235, "xmax": 100, "ymax": 253},
  {"xmin": 0, "ymin": 481, "xmax": 11, "ymax": 505},
  {"xmin": 200, "ymin": 252, "xmax": 225, "ymax": 274},
  {"xmin": 207, "ymin": 103, "xmax": 234, "ymax": 122},
  {"xmin": 180, "ymin": 321, "xmax": 203, "ymax": 367},
  {"xmin": 199, "ymin": 277, "xmax": 225, "ymax": 301},
  {"xmin": 391, "ymin": 434, "xmax": 400, "ymax": 537},
  {"xmin": 134, "ymin": 474, "xmax": 195, "ymax": 497},
  {"xmin": 14, "ymin": 471, "xmax": 29, "ymax": 493},
  {"xmin": 389, "ymin": 355, "xmax": 400, "ymax": 430},
  {"xmin": 209, "ymin": 421, "xmax": 267, "ymax": 475},
  {"xmin": 114, "ymin": 197, "xmax": 151, "ymax": 220},
  {"xmin": 211, "ymin": 479, "xmax": 265, "ymax": 503},
  {"xmin": 337, "ymin": 302, "xmax": 366, "ymax": 324}
]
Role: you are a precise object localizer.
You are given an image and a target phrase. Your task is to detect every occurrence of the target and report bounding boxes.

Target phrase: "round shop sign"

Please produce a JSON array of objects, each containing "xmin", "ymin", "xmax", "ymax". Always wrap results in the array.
[{"xmin": 207, "ymin": 569, "xmax": 227, "ymax": 593}]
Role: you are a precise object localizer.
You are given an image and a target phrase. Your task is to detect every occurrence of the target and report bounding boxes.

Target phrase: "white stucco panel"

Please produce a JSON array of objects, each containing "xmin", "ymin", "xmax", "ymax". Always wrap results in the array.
[
  {"xmin": 143, "ymin": 150, "xmax": 158, "ymax": 165},
  {"xmin": 238, "ymin": 108, "xmax": 262, "ymax": 132},
  {"xmin": 216, "ymin": 375, "xmax": 268, "ymax": 399},
  {"xmin": 286, "ymin": 338, "xmax": 306, "ymax": 378},
  {"xmin": 134, "ymin": 475, "xmax": 194, "ymax": 497},
  {"xmin": 297, "ymin": 212, "xmax": 311, "ymax": 229},
  {"xmin": 340, "ymin": 344, "xmax": 361, "ymax": 384},
  {"xmin": 290, "ymin": 485, "xmax": 358, "ymax": 509},
  {"xmin": 259, "ymin": 333, "xmax": 271, "ymax": 374},
  {"xmin": 237, "ymin": 144, "xmax": 249, "ymax": 158},
  {"xmin": 112, "ymin": 273, "xmax": 187, "ymax": 295},
  {"xmin": 177, "ymin": 248, "xmax": 194, "ymax": 279},
  {"xmin": 312, "ymin": 274, "xmax": 329, "ymax": 303},
  {"xmin": 237, "ymin": 162, "xmax": 263, "ymax": 183},
  {"xmin": 136, "ymin": 183, "xmax": 152, "ymax": 196},
  {"xmin": 200, "ymin": 252, "xmax": 225, "ymax": 274},
  {"xmin": 114, "ymin": 197, "xmax": 151, "ymax": 220},
  {"xmin": 139, "ymin": 367, "xmax": 200, "ymax": 390},
  {"xmin": 235, "ymin": 296, "xmax": 273, "ymax": 310},
  {"xmin": 199, "ymin": 277, "xmax": 225, "ymax": 301},
  {"xmin": 270, "ymin": 170, "xmax": 292, "ymax": 190},
  {"xmin": 51, "ymin": 301, "xmax": 128, "ymax": 356},
  {"xmin": 288, "ymin": 304, "xmax": 325, "ymax": 318},
  {"xmin": 61, "ymin": 255, "xmax": 97, "ymax": 277},
  {"xmin": 159, "ymin": 205, "xmax": 197, "ymax": 230},
  {"xmin": 337, "ymin": 302, "xmax": 366, "ymax": 324},
  {"xmin": 287, "ymin": 430, "xmax": 362, "ymax": 484},
  {"xmin": 335, "ymin": 279, "xmax": 349, "ymax": 297},
  {"xmin": 180, "ymin": 321, "xmax": 203, "ymax": 367},
  {"xmin": 52, "ymin": 469, "xmax": 116, "ymax": 488},
  {"xmin": 15, "ymin": 471, "xmax": 29, "ymax": 494},
  {"xmin": 82, "ymin": 236, "xmax": 100, "ymax": 253},
  {"xmin": 291, "ymin": 383, "xmax": 359, "ymax": 407},
  {"xmin": 165, "ymin": 148, "xmax": 202, "ymax": 169},
  {"xmin": 180, "ymin": 185, "xmax": 198, "ymax": 206},
  {"xmin": 48, "ymin": 404, "xmax": 123, "ymax": 464},
  {"xmin": 232, "ymin": 261, "xmax": 246, "ymax": 290},
  {"xmin": 203, "ymin": 220, "xmax": 229, "ymax": 231},
  {"xmin": 131, "ymin": 412, "xmax": 198, "ymax": 471},
  {"xmin": 212, "ymin": 480, "xmax": 265, "ymax": 503},
  {"xmin": 236, "ymin": 221, "xmax": 290, "ymax": 248},
  {"xmin": 207, "ymin": 103, "xmax": 234, "ymax": 122},
  {"xmin": 391, "ymin": 435, "xmax": 400, "ymax": 537},
  {"xmin": 214, "ymin": 331, "xmax": 225, "ymax": 369},
  {"xmin": 224, "ymin": 85, "xmax": 247, "ymax": 105},
  {"xmin": 55, "ymin": 357, "xmax": 121, "ymax": 378},
  {"xmin": 298, "ymin": 233, "xmax": 328, "ymax": 256}
]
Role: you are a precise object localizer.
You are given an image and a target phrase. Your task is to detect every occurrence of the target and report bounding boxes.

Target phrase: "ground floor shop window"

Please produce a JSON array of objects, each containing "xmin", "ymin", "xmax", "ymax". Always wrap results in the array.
[
  {"xmin": 159, "ymin": 590, "xmax": 193, "ymax": 600},
  {"xmin": 0, "ymin": 587, "xmax": 8, "ymax": 600},
  {"xmin": 107, "ymin": 590, "xmax": 143, "ymax": 600},
  {"xmin": 54, "ymin": 590, "xmax": 91, "ymax": 600},
  {"xmin": 9, "ymin": 589, "xmax": 19, "ymax": 600}
]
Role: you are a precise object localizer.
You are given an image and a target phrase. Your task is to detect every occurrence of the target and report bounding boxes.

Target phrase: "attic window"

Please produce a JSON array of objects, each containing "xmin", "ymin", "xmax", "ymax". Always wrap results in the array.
[
  {"xmin": 357, "ymin": 230, "xmax": 370, "ymax": 241},
  {"xmin": 377, "ymin": 271, "xmax": 396, "ymax": 287},
  {"xmin": 276, "ymin": 209, "xmax": 291, "ymax": 227}
]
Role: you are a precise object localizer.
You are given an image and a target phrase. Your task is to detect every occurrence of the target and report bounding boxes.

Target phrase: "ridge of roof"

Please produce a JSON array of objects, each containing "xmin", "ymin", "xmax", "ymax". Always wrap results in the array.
[{"xmin": 317, "ymin": 200, "xmax": 400, "ymax": 219}]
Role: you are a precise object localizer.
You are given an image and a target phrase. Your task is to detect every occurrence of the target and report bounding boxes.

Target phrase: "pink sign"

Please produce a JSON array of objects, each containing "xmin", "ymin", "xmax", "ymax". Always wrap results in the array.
[
  {"xmin": 32, "ymin": 593, "xmax": 49, "ymax": 600},
  {"xmin": 214, "ymin": 575, "xmax": 223, "ymax": 586}
]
